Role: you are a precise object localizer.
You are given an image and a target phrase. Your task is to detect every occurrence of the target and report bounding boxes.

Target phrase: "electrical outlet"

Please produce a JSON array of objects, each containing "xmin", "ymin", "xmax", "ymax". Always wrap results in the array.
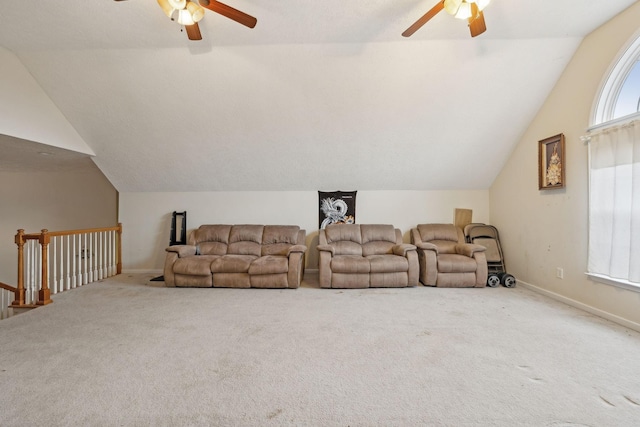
[{"xmin": 556, "ymin": 267, "xmax": 564, "ymax": 279}]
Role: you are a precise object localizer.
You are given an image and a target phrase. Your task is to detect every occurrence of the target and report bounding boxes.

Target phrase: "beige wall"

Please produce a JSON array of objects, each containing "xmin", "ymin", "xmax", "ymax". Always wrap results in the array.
[
  {"xmin": 490, "ymin": 3, "xmax": 640, "ymax": 328},
  {"xmin": 118, "ymin": 190, "xmax": 490, "ymax": 272},
  {"xmin": 0, "ymin": 162, "xmax": 118, "ymax": 285}
]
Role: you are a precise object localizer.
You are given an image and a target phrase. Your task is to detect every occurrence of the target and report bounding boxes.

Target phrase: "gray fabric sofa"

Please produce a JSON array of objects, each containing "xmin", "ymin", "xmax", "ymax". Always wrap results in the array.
[
  {"xmin": 164, "ymin": 224, "xmax": 307, "ymax": 288},
  {"xmin": 410, "ymin": 223, "xmax": 487, "ymax": 288},
  {"xmin": 317, "ymin": 224, "xmax": 419, "ymax": 288}
]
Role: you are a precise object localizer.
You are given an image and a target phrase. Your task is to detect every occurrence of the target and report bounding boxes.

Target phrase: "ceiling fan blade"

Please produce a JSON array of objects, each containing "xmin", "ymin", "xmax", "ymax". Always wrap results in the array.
[
  {"xmin": 199, "ymin": 0, "xmax": 257, "ymax": 29},
  {"xmin": 468, "ymin": 4, "xmax": 487, "ymax": 37},
  {"xmin": 185, "ymin": 23, "xmax": 203, "ymax": 40},
  {"xmin": 402, "ymin": 1, "xmax": 445, "ymax": 38}
]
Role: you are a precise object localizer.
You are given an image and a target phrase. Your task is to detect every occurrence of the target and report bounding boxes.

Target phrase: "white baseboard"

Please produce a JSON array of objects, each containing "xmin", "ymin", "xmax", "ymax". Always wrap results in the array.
[{"xmin": 518, "ymin": 280, "xmax": 640, "ymax": 333}]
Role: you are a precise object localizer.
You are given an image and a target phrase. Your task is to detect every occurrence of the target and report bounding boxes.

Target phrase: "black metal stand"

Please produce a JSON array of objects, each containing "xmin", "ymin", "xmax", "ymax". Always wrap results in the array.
[{"xmin": 150, "ymin": 211, "xmax": 187, "ymax": 282}]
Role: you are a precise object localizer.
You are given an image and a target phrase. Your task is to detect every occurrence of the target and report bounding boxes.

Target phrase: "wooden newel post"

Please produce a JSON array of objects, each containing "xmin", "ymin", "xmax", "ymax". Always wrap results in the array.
[
  {"xmin": 13, "ymin": 229, "xmax": 26, "ymax": 306},
  {"xmin": 116, "ymin": 223, "xmax": 122, "ymax": 274},
  {"xmin": 37, "ymin": 229, "xmax": 52, "ymax": 305}
]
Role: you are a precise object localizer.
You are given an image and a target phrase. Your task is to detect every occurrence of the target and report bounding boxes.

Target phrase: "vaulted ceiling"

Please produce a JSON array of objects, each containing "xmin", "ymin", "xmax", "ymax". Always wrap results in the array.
[{"xmin": 0, "ymin": 0, "xmax": 636, "ymax": 191}]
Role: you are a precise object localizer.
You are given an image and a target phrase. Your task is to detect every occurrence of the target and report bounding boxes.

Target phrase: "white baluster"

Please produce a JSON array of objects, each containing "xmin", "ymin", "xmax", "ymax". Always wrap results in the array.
[
  {"xmin": 95, "ymin": 232, "xmax": 100, "ymax": 280},
  {"xmin": 98, "ymin": 231, "xmax": 104, "ymax": 280},
  {"xmin": 83, "ymin": 233, "xmax": 88, "ymax": 285},
  {"xmin": 31, "ymin": 240, "xmax": 36, "ymax": 303},
  {"xmin": 57, "ymin": 236, "xmax": 63, "ymax": 292},
  {"xmin": 89, "ymin": 233, "xmax": 98, "ymax": 282},
  {"xmin": 63, "ymin": 234, "xmax": 68, "ymax": 290},
  {"xmin": 109, "ymin": 230, "xmax": 114, "ymax": 276},
  {"xmin": 35, "ymin": 240, "xmax": 40, "ymax": 303},
  {"xmin": 85, "ymin": 233, "xmax": 93, "ymax": 283},
  {"xmin": 37, "ymin": 240, "xmax": 42, "ymax": 302},
  {"xmin": 88, "ymin": 233, "xmax": 93, "ymax": 283},
  {"xmin": 52, "ymin": 236, "xmax": 58, "ymax": 294},
  {"xmin": 72, "ymin": 234, "xmax": 77, "ymax": 288},
  {"xmin": 46, "ymin": 240, "xmax": 50, "ymax": 296},
  {"xmin": 105, "ymin": 230, "xmax": 110, "ymax": 278},
  {"xmin": 26, "ymin": 240, "xmax": 32, "ymax": 304}
]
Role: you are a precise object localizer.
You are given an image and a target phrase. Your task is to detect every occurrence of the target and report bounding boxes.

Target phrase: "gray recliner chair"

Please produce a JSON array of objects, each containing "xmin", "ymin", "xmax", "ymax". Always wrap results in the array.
[{"xmin": 410, "ymin": 223, "xmax": 488, "ymax": 288}]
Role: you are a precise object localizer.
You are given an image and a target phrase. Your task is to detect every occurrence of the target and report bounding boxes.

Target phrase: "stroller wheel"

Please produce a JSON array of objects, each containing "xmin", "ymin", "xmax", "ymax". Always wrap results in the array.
[
  {"xmin": 487, "ymin": 274, "xmax": 501, "ymax": 287},
  {"xmin": 501, "ymin": 274, "xmax": 516, "ymax": 288}
]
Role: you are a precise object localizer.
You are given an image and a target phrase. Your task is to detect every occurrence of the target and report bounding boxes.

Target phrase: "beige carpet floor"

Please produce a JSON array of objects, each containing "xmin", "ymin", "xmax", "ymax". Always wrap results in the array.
[{"xmin": 1, "ymin": 272, "xmax": 640, "ymax": 426}]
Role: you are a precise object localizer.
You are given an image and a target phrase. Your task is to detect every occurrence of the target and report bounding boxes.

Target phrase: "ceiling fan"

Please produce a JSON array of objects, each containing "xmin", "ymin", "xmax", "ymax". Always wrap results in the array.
[
  {"xmin": 115, "ymin": 0, "xmax": 257, "ymax": 41},
  {"xmin": 402, "ymin": 0, "xmax": 490, "ymax": 38}
]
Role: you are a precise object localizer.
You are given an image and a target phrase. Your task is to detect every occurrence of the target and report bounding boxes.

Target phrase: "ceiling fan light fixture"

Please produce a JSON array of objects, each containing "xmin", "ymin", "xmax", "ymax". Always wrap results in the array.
[
  {"xmin": 157, "ymin": 0, "xmax": 175, "ymax": 18},
  {"xmin": 186, "ymin": 1, "xmax": 205, "ymax": 23},
  {"xmin": 476, "ymin": 0, "xmax": 490, "ymax": 11},
  {"xmin": 167, "ymin": 0, "xmax": 187, "ymax": 9},
  {"xmin": 443, "ymin": 0, "xmax": 463, "ymax": 16},
  {"xmin": 454, "ymin": 2, "xmax": 472, "ymax": 19},
  {"xmin": 176, "ymin": 8, "xmax": 195, "ymax": 25}
]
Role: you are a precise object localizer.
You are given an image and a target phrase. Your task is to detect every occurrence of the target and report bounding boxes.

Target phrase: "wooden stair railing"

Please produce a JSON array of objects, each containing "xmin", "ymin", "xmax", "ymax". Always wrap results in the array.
[
  {"xmin": 1, "ymin": 281, "xmax": 18, "ymax": 319},
  {"xmin": 7, "ymin": 224, "xmax": 122, "ymax": 311}
]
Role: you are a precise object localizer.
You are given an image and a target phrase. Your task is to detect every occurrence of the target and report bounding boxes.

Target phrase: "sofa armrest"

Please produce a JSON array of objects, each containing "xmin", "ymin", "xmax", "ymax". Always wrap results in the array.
[
  {"xmin": 287, "ymin": 251, "xmax": 305, "ymax": 289},
  {"xmin": 393, "ymin": 243, "xmax": 417, "ymax": 257},
  {"xmin": 410, "ymin": 228, "xmax": 423, "ymax": 245},
  {"xmin": 287, "ymin": 244, "xmax": 307, "ymax": 255},
  {"xmin": 316, "ymin": 244, "xmax": 335, "ymax": 256},
  {"xmin": 416, "ymin": 242, "xmax": 438, "ymax": 253},
  {"xmin": 166, "ymin": 245, "xmax": 197, "ymax": 258},
  {"xmin": 455, "ymin": 243, "xmax": 486, "ymax": 257}
]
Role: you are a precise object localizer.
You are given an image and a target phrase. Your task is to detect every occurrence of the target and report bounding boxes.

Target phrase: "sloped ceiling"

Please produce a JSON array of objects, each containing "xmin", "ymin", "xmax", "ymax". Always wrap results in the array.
[{"xmin": 0, "ymin": 0, "xmax": 636, "ymax": 191}]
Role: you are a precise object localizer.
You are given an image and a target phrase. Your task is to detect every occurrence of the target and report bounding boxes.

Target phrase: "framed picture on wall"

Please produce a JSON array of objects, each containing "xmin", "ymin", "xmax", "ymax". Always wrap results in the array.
[
  {"xmin": 318, "ymin": 191, "xmax": 357, "ymax": 229},
  {"xmin": 538, "ymin": 133, "xmax": 566, "ymax": 190}
]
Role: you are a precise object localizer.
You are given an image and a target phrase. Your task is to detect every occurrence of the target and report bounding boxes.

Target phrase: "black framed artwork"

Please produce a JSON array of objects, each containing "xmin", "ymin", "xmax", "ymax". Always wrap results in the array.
[{"xmin": 318, "ymin": 191, "xmax": 357, "ymax": 229}]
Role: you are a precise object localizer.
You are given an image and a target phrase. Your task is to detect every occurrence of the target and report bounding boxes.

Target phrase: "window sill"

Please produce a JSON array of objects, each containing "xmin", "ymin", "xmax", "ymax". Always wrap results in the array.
[{"xmin": 586, "ymin": 273, "xmax": 640, "ymax": 293}]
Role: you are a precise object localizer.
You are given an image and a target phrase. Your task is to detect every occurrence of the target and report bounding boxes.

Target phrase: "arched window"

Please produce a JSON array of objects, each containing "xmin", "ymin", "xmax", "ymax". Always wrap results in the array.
[
  {"xmin": 593, "ymin": 33, "xmax": 640, "ymax": 126},
  {"xmin": 614, "ymin": 59, "xmax": 640, "ymax": 118},
  {"xmin": 588, "ymin": 32, "xmax": 640, "ymax": 289}
]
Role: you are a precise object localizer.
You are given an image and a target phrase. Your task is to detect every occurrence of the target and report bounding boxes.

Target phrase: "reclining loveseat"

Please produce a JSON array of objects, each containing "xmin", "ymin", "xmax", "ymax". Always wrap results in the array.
[
  {"xmin": 164, "ymin": 224, "xmax": 307, "ymax": 288},
  {"xmin": 317, "ymin": 224, "xmax": 419, "ymax": 288}
]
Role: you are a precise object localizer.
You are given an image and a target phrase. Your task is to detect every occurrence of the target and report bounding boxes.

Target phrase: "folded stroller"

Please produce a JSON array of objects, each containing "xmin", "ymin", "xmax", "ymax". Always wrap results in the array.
[{"xmin": 463, "ymin": 224, "xmax": 516, "ymax": 288}]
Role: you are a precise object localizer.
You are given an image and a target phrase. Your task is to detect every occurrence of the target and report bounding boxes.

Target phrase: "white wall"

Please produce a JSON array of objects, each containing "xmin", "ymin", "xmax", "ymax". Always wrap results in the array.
[
  {"xmin": 0, "ymin": 164, "xmax": 118, "ymax": 285},
  {"xmin": 119, "ymin": 190, "xmax": 489, "ymax": 271},
  {"xmin": 0, "ymin": 47, "xmax": 94, "ymax": 155},
  {"xmin": 490, "ymin": 3, "xmax": 640, "ymax": 328}
]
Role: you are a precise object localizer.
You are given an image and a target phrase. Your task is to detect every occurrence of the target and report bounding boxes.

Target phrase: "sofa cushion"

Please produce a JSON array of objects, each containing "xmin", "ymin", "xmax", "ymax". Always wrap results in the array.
[
  {"xmin": 362, "ymin": 241, "xmax": 395, "ymax": 257},
  {"xmin": 199, "ymin": 242, "xmax": 229, "ymax": 256},
  {"xmin": 249, "ymin": 256, "xmax": 289, "ymax": 275},
  {"xmin": 190, "ymin": 225, "xmax": 232, "ymax": 246},
  {"xmin": 361, "ymin": 224, "xmax": 397, "ymax": 256},
  {"xmin": 331, "ymin": 255, "xmax": 370, "ymax": 274},
  {"xmin": 228, "ymin": 225, "xmax": 264, "ymax": 256},
  {"xmin": 361, "ymin": 224, "xmax": 396, "ymax": 244},
  {"xmin": 437, "ymin": 254, "xmax": 478, "ymax": 273},
  {"xmin": 331, "ymin": 241, "xmax": 363, "ymax": 256},
  {"xmin": 324, "ymin": 224, "xmax": 362, "ymax": 245},
  {"xmin": 173, "ymin": 255, "xmax": 219, "ymax": 276},
  {"xmin": 211, "ymin": 255, "xmax": 257, "ymax": 273},
  {"xmin": 417, "ymin": 224, "xmax": 459, "ymax": 243},
  {"xmin": 261, "ymin": 225, "xmax": 301, "ymax": 256},
  {"xmin": 367, "ymin": 254, "xmax": 409, "ymax": 273},
  {"xmin": 262, "ymin": 225, "xmax": 300, "ymax": 244},
  {"xmin": 431, "ymin": 240, "xmax": 457, "ymax": 254}
]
